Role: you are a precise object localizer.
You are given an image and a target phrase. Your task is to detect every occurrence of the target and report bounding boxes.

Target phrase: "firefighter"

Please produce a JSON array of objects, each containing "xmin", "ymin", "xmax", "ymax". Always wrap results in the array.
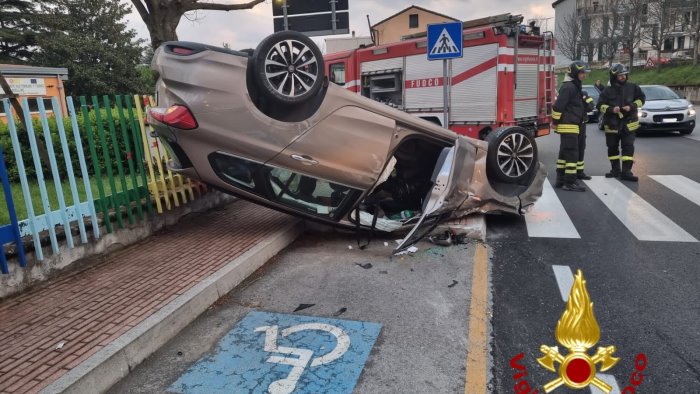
[
  {"xmin": 578, "ymin": 90, "xmax": 595, "ymax": 180},
  {"xmin": 597, "ymin": 64, "xmax": 646, "ymax": 181},
  {"xmin": 552, "ymin": 60, "xmax": 590, "ymax": 192}
]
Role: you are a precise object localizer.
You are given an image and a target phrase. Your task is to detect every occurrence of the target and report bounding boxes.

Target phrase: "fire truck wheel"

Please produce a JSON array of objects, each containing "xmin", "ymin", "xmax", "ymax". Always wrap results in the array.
[
  {"xmin": 486, "ymin": 126, "xmax": 538, "ymax": 184},
  {"xmin": 252, "ymin": 31, "xmax": 325, "ymax": 106}
]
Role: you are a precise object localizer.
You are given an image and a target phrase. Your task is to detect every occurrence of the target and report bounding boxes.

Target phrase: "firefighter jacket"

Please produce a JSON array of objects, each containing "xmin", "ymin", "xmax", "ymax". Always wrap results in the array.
[
  {"xmin": 552, "ymin": 77, "xmax": 586, "ymax": 134},
  {"xmin": 597, "ymin": 81, "xmax": 645, "ymax": 132}
]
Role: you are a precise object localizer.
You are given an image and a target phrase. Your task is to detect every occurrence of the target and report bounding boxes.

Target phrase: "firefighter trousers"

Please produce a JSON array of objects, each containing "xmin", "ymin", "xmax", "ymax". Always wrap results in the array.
[
  {"xmin": 556, "ymin": 133, "xmax": 579, "ymax": 183},
  {"xmin": 606, "ymin": 127, "xmax": 635, "ymax": 173},
  {"xmin": 577, "ymin": 124, "xmax": 587, "ymax": 175}
]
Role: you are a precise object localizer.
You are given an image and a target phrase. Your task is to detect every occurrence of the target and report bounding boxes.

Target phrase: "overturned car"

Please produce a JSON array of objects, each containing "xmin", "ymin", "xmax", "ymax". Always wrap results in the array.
[{"xmin": 148, "ymin": 31, "xmax": 545, "ymax": 254}]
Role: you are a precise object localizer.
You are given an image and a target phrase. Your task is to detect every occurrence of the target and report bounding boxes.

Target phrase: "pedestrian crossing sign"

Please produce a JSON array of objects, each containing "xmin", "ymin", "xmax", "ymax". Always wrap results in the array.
[{"xmin": 427, "ymin": 22, "xmax": 463, "ymax": 60}]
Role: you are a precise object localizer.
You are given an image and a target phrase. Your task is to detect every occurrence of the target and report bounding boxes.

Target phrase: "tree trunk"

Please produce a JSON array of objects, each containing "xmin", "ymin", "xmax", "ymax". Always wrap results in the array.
[
  {"xmin": 146, "ymin": 6, "xmax": 183, "ymax": 49},
  {"xmin": 628, "ymin": 45, "xmax": 634, "ymax": 71}
]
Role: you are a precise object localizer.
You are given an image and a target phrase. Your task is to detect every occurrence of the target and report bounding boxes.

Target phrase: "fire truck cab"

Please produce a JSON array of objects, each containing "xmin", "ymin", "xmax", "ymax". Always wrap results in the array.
[{"xmin": 324, "ymin": 14, "xmax": 555, "ymax": 140}]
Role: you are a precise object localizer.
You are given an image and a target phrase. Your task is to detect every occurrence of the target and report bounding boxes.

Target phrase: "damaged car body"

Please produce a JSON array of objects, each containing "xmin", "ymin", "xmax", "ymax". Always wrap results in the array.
[{"xmin": 148, "ymin": 31, "xmax": 545, "ymax": 254}]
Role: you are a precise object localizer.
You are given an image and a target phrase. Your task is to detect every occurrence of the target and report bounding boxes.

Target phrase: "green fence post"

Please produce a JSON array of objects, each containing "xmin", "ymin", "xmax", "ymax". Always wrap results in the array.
[
  {"xmin": 80, "ymin": 96, "xmax": 112, "ymax": 233},
  {"xmin": 103, "ymin": 95, "xmax": 134, "ymax": 225},
  {"xmin": 115, "ymin": 95, "xmax": 143, "ymax": 221},
  {"xmin": 91, "ymin": 96, "xmax": 123, "ymax": 229},
  {"xmin": 125, "ymin": 95, "xmax": 154, "ymax": 216}
]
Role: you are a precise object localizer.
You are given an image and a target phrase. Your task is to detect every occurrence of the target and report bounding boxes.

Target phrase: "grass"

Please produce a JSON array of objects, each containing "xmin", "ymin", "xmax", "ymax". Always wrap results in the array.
[
  {"xmin": 0, "ymin": 175, "xmax": 143, "ymax": 225},
  {"xmin": 558, "ymin": 64, "xmax": 700, "ymax": 88}
]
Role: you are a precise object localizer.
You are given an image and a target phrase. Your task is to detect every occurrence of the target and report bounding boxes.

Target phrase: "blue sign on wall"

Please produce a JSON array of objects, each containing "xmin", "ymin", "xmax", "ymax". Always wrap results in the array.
[
  {"xmin": 170, "ymin": 311, "xmax": 382, "ymax": 394},
  {"xmin": 427, "ymin": 22, "xmax": 463, "ymax": 60}
]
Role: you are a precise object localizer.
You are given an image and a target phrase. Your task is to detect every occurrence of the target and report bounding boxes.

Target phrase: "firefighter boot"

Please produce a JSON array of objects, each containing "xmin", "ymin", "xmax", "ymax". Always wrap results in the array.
[
  {"xmin": 577, "ymin": 171, "xmax": 592, "ymax": 180},
  {"xmin": 605, "ymin": 159, "xmax": 621, "ymax": 178},
  {"xmin": 620, "ymin": 160, "xmax": 638, "ymax": 182},
  {"xmin": 555, "ymin": 168, "xmax": 565, "ymax": 188},
  {"xmin": 562, "ymin": 175, "xmax": 586, "ymax": 192}
]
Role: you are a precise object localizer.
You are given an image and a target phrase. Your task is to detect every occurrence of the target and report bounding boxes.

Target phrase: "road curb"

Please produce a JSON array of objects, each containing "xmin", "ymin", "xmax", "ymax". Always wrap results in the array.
[{"xmin": 40, "ymin": 218, "xmax": 304, "ymax": 394}]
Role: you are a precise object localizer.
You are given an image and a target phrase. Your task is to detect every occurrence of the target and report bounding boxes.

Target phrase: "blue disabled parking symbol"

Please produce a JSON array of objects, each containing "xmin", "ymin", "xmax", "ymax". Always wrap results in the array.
[{"xmin": 169, "ymin": 311, "xmax": 382, "ymax": 394}]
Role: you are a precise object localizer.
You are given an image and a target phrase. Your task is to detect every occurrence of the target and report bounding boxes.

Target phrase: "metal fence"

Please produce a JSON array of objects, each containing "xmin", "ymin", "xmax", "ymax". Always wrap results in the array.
[{"xmin": 0, "ymin": 95, "xmax": 208, "ymax": 272}]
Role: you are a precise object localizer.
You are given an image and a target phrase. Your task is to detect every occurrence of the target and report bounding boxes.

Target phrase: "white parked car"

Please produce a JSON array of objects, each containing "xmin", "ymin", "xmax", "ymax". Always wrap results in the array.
[{"xmin": 637, "ymin": 85, "xmax": 695, "ymax": 135}]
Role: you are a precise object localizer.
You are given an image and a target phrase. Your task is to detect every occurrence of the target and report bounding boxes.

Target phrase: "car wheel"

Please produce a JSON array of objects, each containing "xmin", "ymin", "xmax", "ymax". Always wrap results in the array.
[
  {"xmin": 486, "ymin": 126, "xmax": 538, "ymax": 184},
  {"xmin": 252, "ymin": 31, "xmax": 325, "ymax": 106}
]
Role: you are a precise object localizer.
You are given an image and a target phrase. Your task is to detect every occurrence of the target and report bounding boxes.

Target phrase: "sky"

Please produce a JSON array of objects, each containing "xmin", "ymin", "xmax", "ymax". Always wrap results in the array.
[{"xmin": 125, "ymin": 0, "xmax": 555, "ymax": 51}]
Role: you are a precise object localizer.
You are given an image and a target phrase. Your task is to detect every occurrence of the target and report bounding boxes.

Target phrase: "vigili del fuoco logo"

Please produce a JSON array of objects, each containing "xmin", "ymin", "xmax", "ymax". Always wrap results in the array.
[
  {"xmin": 510, "ymin": 270, "xmax": 648, "ymax": 394},
  {"xmin": 537, "ymin": 269, "xmax": 618, "ymax": 392}
]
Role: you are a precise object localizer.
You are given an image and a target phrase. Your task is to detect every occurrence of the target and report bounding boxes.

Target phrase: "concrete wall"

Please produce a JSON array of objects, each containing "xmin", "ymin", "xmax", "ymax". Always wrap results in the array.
[
  {"xmin": 0, "ymin": 192, "xmax": 235, "ymax": 299},
  {"xmin": 672, "ymin": 85, "xmax": 700, "ymax": 104}
]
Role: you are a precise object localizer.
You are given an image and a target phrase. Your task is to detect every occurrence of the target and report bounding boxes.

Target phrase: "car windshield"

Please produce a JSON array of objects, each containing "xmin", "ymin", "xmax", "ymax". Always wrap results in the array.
[
  {"xmin": 582, "ymin": 86, "xmax": 599, "ymax": 100},
  {"xmin": 641, "ymin": 86, "xmax": 681, "ymax": 101}
]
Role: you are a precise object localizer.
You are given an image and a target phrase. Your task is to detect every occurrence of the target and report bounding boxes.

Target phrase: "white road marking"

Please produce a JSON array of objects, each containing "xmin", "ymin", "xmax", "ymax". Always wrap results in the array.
[
  {"xmin": 551, "ymin": 265, "xmax": 575, "ymax": 302},
  {"xmin": 525, "ymin": 180, "xmax": 580, "ymax": 238},
  {"xmin": 683, "ymin": 133, "xmax": 700, "ymax": 142},
  {"xmin": 649, "ymin": 175, "xmax": 700, "ymax": 208},
  {"xmin": 590, "ymin": 373, "xmax": 622, "ymax": 394},
  {"xmin": 584, "ymin": 177, "xmax": 698, "ymax": 242}
]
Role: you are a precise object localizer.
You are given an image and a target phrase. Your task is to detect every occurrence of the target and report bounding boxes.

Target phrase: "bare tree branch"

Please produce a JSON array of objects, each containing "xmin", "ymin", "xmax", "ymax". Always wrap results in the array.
[
  {"xmin": 131, "ymin": 0, "xmax": 149, "ymax": 22},
  {"xmin": 555, "ymin": 12, "xmax": 582, "ymax": 61},
  {"xmin": 186, "ymin": 0, "xmax": 266, "ymax": 12}
]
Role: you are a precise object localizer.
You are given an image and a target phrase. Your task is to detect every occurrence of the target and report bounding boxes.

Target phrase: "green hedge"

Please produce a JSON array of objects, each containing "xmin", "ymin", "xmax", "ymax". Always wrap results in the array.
[{"xmin": 0, "ymin": 104, "xmax": 142, "ymax": 183}]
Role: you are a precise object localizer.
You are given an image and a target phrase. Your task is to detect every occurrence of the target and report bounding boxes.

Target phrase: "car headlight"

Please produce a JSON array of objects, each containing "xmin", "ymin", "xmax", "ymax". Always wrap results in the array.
[
  {"xmin": 638, "ymin": 110, "xmax": 648, "ymax": 118},
  {"xmin": 689, "ymin": 105, "xmax": 696, "ymax": 117}
]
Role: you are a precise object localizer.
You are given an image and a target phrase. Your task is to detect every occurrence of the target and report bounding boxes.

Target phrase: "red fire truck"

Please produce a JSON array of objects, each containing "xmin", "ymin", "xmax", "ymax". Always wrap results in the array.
[{"xmin": 324, "ymin": 14, "xmax": 555, "ymax": 140}]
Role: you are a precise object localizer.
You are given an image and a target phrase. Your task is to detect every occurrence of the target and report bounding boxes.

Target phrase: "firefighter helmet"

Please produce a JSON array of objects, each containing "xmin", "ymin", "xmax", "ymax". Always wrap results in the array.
[
  {"xmin": 567, "ymin": 60, "xmax": 590, "ymax": 79},
  {"xmin": 609, "ymin": 63, "xmax": 629, "ymax": 84},
  {"xmin": 610, "ymin": 63, "xmax": 629, "ymax": 76}
]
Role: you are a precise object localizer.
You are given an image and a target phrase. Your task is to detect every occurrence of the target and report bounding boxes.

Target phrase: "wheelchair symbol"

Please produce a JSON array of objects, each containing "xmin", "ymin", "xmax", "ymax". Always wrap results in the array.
[{"xmin": 255, "ymin": 323, "xmax": 351, "ymax": 394}]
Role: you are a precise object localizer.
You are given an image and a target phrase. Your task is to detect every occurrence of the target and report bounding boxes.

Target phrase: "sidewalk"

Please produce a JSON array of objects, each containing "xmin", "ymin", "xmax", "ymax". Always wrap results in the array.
[{"xmin": 0, "ymin": 200, "xmax": 303, "ymax": 394}]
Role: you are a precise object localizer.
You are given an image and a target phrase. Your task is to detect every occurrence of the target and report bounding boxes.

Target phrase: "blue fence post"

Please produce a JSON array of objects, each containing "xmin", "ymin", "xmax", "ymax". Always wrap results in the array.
[
  {"xmin": 0, "ymin": 142, "xmax": 26, "ymax": 273},
  {"xmin": 21, "ymin": 98, "xmax": 59, "ymax": 254},
  {"xmin": 3, "ymin": 99, "xmax": 43, "ymax": 261},
  {"xmin": 67, "ymin": 97, "xmax": 99, "ymax": 240}
]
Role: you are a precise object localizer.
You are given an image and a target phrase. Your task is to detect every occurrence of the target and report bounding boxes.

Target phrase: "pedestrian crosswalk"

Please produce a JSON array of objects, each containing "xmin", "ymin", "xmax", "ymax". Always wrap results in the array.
[
  {"xmin": 684, "ymin": 133, "xmax": 700, "ymax": 142},
  {"xmin": 524, "ymin": 175, "xmax": 700, "ymax": 242}
]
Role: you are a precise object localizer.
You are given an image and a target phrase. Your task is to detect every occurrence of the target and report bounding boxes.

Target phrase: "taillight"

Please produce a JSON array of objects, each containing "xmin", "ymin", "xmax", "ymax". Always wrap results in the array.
[
  {"xmin": 149, "ymin": 105, "xmax": 198, "ymax": 130},
  {"xmin": 171, "ymin": 46, "xmax": 194, "ymax": 56}
]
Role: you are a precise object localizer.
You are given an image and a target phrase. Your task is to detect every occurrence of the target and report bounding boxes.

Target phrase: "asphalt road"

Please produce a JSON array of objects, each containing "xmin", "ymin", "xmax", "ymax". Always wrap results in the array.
[{"xmin": 489, "ymin": 123, "xmax": 700, "ymax": 393}]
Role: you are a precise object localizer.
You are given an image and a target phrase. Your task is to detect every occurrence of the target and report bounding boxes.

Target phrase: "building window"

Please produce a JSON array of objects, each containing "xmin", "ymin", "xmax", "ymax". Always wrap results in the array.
[
  {"xmin": 592, "ymin": 1, "xmax": 599, "ymax": 11},
  {"xmin": 677, "ymin": 36, "xmax": 685, "ymax": 50},
  {"xmin": 26, "ymin": 97, "xmax": 54, "ymax": 113},
  {"xmin": 664, "ymin": 38, "xmax": 673, "ymax": 51},
  {"xmin": 329, "ymin": 63, "xmax": 346, "ymax": 85},
  {"xmin": 642, "ymin": 4, "xmax": 648, "ymax": 15},
  {"xmin": 409, "ymin": 14, "xmax": 419, "ymax": 28}
]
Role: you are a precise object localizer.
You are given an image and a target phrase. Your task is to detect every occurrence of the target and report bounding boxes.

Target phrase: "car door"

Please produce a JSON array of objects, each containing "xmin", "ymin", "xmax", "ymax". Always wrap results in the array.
[
  {"xmin": 265, "ymin": 106, "xmax": 396, "ymax": 191},
  {"xmin": 393, "ymin": 146, "xmax": 457, "ymax": 255}
]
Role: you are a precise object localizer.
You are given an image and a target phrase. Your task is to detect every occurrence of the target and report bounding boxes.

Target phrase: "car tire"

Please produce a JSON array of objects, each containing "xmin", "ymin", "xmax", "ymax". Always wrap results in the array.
[
  {"xmin": 486, "ymin": 126, "xmax": 538, "ymax": 184},
  {"xmin": 252, "ymin": 31, "xmax": 325, "ymax": 106}
]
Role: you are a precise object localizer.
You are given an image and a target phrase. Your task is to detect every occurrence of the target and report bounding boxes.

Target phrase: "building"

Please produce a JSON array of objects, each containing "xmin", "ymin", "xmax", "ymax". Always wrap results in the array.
[
  {"xmin": 370, "ymin": 5, "xmax": 459, "ymax": 45},
  {"xmin": 552, "ymin": 0, "xmax": 698, "ymax": 67},
  {"xmin": 0, "ymin": 64, "xmax": 69, "ymax": 120}
]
